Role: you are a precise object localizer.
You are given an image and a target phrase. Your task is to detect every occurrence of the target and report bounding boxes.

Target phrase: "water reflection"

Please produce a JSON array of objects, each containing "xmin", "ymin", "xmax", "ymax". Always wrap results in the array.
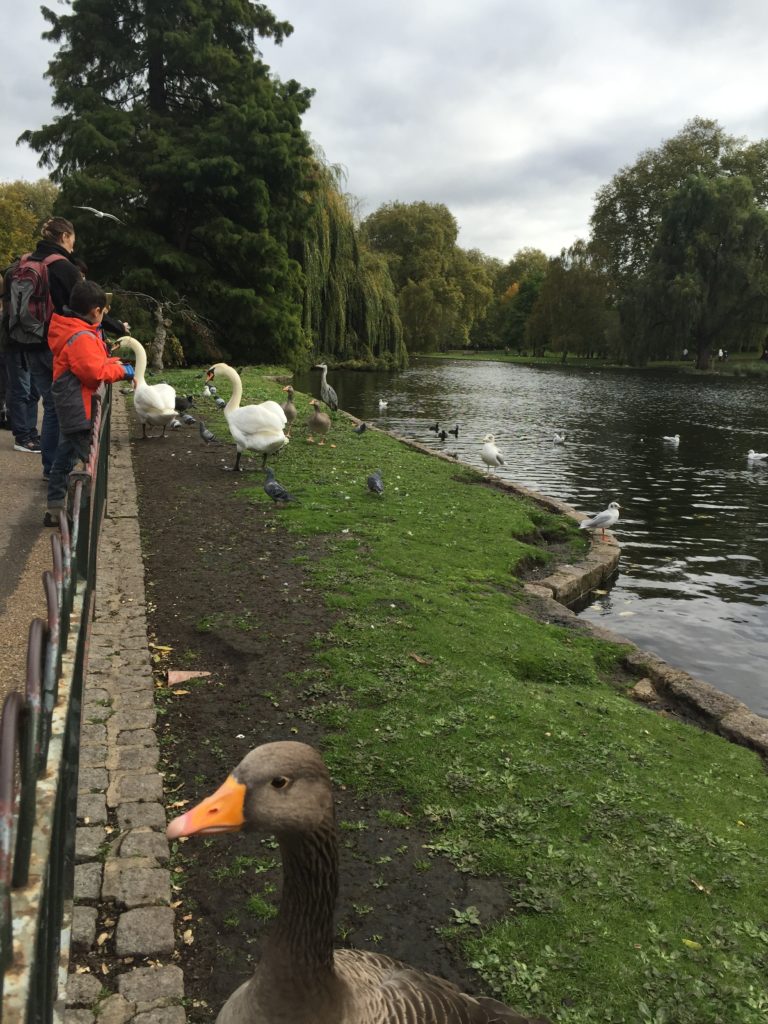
[{"xmin": 294, "ymin": 360, "xmax": 768, "ymax": 714}]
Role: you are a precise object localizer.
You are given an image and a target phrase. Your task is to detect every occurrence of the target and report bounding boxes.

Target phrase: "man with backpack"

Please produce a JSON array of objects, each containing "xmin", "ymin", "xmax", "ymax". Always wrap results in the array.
[{"xmin": 5, "ymin": 217, "xmax": 80, "ymax": 477}]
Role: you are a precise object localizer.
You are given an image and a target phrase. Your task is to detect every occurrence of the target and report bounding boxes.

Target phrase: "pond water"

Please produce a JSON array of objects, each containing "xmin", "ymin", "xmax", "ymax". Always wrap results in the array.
[{"xmin": 294, "ymin": 360, "xmax": 768, "ymax": 715}]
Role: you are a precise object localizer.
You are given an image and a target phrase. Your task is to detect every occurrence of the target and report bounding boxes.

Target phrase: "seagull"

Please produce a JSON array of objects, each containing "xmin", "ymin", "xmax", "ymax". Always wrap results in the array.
[
  {"xmin": 198, "ymin": 420, "xmax": 216, "ymax": 444},
  {"xmin": 263, "ymin": 467, "xmax": 295, "ymax": 505},
  {"xmin": 448, "ymin": 424, "xmax": 459, "ymax": 438},
  {"xmin": 579, "ymin": 501, "xmax": 620, "ymax": 540},
  {"xmin": 662, "ymin": 434, "xmax": 680, "ymax": 445},
  {"xmin": 182, "ymin": 413, "xmax": 196, "ymax": 425},
  {"xmin": 747, "ymin": 449, "xmax": 768, "ymax": 460},
  {"xmin": 378, "ymin": 398, "xmax": 388, "ymax": 411},
  {"xmin": 480, "ymin": 434, "xmax": 505, "ymax": 474},
  {"xmin": 353, "ymin": 422, "xmax": 368, "ymax": 435},
  {"xmin": 553, "ymin": 432, "xmax": 566, "ymax": 444},
  {"xmin": 367, "ymin": 469, "xmax": 384, "ymax": 496},
  {"xmin": 73, "ymin": 205, "xmax": 125, "ymax": 224}
]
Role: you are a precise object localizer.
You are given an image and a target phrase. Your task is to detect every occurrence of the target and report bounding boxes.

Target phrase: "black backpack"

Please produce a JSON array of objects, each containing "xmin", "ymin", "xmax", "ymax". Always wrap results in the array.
[{"xmin": 7, "ymin": 252, "xmax": 67, "ymax": 345}]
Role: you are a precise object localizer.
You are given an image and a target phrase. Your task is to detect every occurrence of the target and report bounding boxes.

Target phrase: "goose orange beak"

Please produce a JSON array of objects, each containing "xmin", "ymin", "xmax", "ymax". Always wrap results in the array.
[{"xmin": 166, "ymin": 775, "xmax": 247, "ymax": 839}]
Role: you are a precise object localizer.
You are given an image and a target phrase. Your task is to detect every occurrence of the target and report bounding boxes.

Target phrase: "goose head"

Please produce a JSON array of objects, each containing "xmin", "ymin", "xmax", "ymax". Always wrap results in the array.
[{"xmin": 167, "ymin": 741, "xmax": 334, "ymax": 840}]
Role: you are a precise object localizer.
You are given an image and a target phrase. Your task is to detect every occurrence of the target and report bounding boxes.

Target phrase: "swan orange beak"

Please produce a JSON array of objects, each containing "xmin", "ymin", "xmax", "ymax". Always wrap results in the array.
[
  {"xmin": 166, "ymin": 775, "xmax": 247, "ymax": 839},
  {"xmin": 205, "ymin": 369, "xmax": 215, "ymax": 382}
]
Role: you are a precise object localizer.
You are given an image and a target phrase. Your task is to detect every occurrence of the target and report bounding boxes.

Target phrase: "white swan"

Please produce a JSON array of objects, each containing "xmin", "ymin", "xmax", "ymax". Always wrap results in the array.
[
  {"xmin": 119, "ymin": 337, "xmax": 177, "ymax": 438},
  {"xmin": 480, "ymin": 434, "xmax": 505, "ymax": 474},
  {"xmin": 206, "ymin": 363, "xmax": 288, "ymax": 471},
  {"xmin": 579, "ymin": 501, "xmax": 620, "ymax": 540}
]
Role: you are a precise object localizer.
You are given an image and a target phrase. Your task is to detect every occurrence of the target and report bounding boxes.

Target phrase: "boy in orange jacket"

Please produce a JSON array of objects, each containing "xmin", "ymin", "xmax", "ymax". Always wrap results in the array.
[{"xmin": 44, "ymin": 279, "xmax": 133, "ymax": 525}]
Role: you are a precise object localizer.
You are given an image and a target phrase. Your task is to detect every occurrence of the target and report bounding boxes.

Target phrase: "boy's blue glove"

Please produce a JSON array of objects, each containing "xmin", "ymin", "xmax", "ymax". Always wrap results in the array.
[{"xmin": 122, "ymin": 363, "xmax": 135, "ymax": 380}]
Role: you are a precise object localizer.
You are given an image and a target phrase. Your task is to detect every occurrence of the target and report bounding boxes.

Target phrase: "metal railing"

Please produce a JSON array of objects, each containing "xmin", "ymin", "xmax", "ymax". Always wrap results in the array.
[{"xmin": 0, "ymin": 387, "xmax": 112, "ymax": 1023}]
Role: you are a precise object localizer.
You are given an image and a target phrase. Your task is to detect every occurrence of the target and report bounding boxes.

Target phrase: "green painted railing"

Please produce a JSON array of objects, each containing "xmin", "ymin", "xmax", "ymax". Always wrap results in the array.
[{"xmin": 0, "ymin": 386, "xmax": 112, "ymax": 1023}]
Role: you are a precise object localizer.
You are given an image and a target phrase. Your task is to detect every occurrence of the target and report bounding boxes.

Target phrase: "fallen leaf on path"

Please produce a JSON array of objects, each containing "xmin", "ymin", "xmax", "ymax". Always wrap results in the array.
[
  {"xmin": 172, "ymin": 689, "xmax": 191, "ymax": 696},
  {"xmin": 167, "ymin": 670, "xmax": 212, "ymax": 685},
  {"xmin": 689, "ymin": 877, "xmax": 711, "ymax": 894},
  {"xmin": 409, "ymin": 653, "xmax": 432, "ymax": 665}
]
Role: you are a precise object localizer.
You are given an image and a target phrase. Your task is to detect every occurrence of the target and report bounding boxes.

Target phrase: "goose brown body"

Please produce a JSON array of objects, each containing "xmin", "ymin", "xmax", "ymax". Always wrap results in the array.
[
  {"xmin": 306, "ymin": 400, "xmax": 332, "ymax": 444},
  {"xmin": 167, "ymin": 741, "xmax": 550, "ymax": 1024}
]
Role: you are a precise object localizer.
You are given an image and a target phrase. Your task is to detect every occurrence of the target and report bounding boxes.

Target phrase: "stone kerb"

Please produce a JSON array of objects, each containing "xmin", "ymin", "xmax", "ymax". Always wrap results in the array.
[{"xmin": 66, "ymin": 394, "xmax": 185, "ymax": 1024}]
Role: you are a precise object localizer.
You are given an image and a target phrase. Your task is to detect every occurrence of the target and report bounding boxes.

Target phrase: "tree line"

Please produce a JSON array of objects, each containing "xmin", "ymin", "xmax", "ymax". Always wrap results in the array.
[{"xmin": 5, "ymin": 0, "xmax": 768, "ymax": 371}]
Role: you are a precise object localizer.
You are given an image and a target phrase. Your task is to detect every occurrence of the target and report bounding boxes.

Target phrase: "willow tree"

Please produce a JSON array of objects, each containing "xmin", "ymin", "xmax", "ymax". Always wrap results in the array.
[
  {"xmin": 21, "ymin": 0, "xmax": 317, "ymax": 366},
  {"xmin": 300, "ymin": 159, "xmax": 406, "ymax": 367}
]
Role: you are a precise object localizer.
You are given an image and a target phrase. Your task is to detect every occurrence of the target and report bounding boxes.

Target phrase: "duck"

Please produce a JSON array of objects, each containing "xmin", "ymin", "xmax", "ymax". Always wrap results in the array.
[
  {"xmin": 206, "ymin": 363, "xmax": 288, "ymax": 471},
  {"xmin": 579, "ymin": 501, "xmax": 620, "ymax": 541},
  {"xmin": 448, "ymin": 424, "xmax": 459, "ymax": 438},
  {"xmin": 119, "ymin": 337, "xmax": 177, "ymax": 438},
  {"xmin": 166, "ymin": 741, "xmax": 549, "ymax": 1024},
  {"xmin": 281, "ymin": 385, "xmax": 298, "ymax": 435},
  {"xmin": 314, "ymin": 363, "xmax": 338, "ymax": 411},
  {"xmin": 480, "ymin": 434, "xmax": 505, "ymax": 475},
  {"xmin": 307, "ymin": 400, "xmax": 332, "ymax": 445}
]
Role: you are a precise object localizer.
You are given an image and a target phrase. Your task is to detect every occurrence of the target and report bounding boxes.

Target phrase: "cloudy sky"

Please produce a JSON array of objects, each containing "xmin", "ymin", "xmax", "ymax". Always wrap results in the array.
[{"xmin": 3, "ymin": 1, "xmax": 768, "ymax": 260}]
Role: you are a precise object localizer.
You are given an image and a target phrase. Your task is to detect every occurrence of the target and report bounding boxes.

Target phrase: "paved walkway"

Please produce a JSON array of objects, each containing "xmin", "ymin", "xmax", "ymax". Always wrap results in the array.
[{"xmin": 0, "ymin": 398, "xmax": 186, "ymax": 1023}]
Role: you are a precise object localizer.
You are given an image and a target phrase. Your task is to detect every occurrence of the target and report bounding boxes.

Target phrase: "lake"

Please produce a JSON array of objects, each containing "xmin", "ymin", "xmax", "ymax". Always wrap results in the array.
[{"xmin": 294, "ymin": 359, "xmax": 768, "ymax": 716}]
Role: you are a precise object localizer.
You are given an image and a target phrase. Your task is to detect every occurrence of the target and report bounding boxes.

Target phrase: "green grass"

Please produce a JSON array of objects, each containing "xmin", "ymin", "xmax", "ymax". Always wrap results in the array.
[{"xmin": 152, "ymin": 365, "xmax": 768, "ymax": 1023}]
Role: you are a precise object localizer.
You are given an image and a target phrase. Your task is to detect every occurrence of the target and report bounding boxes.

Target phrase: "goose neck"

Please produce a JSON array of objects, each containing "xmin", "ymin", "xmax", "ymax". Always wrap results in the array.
[{"xmin": 265, "ymin": 827, "xmax": 338, "ymax": 979}]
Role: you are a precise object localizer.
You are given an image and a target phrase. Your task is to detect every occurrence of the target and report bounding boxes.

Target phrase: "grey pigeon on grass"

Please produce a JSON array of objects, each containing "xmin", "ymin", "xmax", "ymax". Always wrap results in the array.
[
  {"xmin": 354, "ymin": 422, "xmax": 368, "ymax": 435},
  {"xmin": 215, "ymin": 396, "xmax": 226, "ymax": 409},
  {"xmin": 264, "ymin": 467, "xmax": 295, "ymax": 505},
  {"xmin": 182, "ymin": 413, "xmax": 196, "ymax": 425},
  {"xmin": 367, "ymin": 469, "xmax": 384, "ymax": 496}
]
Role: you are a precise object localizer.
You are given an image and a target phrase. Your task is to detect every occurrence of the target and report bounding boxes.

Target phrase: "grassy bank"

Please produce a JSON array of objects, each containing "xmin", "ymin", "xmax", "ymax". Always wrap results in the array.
[
  {"xmin": 150, "ymin": 366, "xmax": 768, "ymax": 1024},
  {"xmin": 421, "ymin": 349, "xmax": 768, "ymax": 378}
]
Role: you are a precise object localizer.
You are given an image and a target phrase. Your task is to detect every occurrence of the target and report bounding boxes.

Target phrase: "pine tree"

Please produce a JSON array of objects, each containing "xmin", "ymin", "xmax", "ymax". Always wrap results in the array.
[{"xmin": 22, "ymin": 0, "xmax": 316, "ymax": 365}]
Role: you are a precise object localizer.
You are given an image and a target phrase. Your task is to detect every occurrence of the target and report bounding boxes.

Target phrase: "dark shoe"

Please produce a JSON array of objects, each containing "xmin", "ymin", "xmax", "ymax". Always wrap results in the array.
[
  {"xmin": 42, "ymin": 472, "xmax": 51, "ymax": 481},
  {"xmin": 43, "ymin": 511, "xmax": 60, "ymax": 527},
  {"xmin": 14, "ymin": 440, "xmax": 42, "ymax": 453}
]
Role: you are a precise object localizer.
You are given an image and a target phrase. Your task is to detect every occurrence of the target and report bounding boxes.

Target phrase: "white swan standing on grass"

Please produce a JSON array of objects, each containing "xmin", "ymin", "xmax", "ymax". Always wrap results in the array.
[
  {"xmin": 119, "ymin": 337, "xmax": 177, "ymax": 438},
  {"xmin": 480, "ymin": 434, "xmax": 505, "ymax": 474},
  {"xmin": 206, "ymin": 363, "xmax": 288, "ymax": 471},
  {"xmin": 747, "ymin": 449, "xmax": 768, "ymax": 461},
  {"xmin": 579, "ymin": 501, "xmax": 620, "ymax": 541}
]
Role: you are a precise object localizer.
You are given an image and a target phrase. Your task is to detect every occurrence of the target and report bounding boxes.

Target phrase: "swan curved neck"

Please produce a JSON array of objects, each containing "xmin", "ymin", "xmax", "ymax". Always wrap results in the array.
[
  {"xmin": 129, "ymin": 340, "xmax": 147, "ymax": 385},
  {"xmin": 219, "ymin": 366, "xmax": 242, "ymax": 412}
]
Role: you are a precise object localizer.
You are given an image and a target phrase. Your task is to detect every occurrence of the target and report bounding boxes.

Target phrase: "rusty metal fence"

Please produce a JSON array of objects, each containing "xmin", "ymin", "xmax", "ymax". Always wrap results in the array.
[{"xmin": 0, "ymin": 388, "xmax": 112, "ymax": 1023}]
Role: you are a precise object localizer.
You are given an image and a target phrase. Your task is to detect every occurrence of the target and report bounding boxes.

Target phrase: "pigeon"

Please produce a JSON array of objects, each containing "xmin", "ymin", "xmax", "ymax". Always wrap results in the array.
[
  {"xmin": 579, "ymin": 501, "xmax": 620, "ymax": 540},
  {"xmin": 480, "ymin": 434, "xmax": 505, "ymax": 474},
  {"xmin": 169, "ymin": 417, "xmax": 182, "ymax": 429},
  {"xmin": 73, "ymin": 205, "xmax": 125, "ymax": 224},
  {"xmin": 215, "ymin": 396, "xmax": 226, "ymax": 409},
  {"xmin": 182, "ymin": 413, "xmax": 196, "ymax": 425},
  {"xmin": 263, "ymin": 467, "xmax": 295, "ymax": 504},
  {"xmin": 429, "ymin": 422, "xmax": 439, "ymax": 433},
  {"xmin": 438, "ymin": 429, "xmax": 448, "ymax": 441},
  {"xmin": 353, "ymin": 422, "xmax": 368, "ymax": 435},
  {"xmin": 175, "ymin": 394, "xmax": 195, "ymax": 412},
  {"xmin": 208, "ymin": 384, "xmax": 218, "ymax": 396},
  {"xmin": 448, "ymin": 424, "xmax": 459, "ymax": 438},
  {"xmin": 199, "ymin": 420, "xmax": 216, "ymax": 444},
  {"xmin": 367, "ymin": 469, "xmax": 384, "ymax": 496}
]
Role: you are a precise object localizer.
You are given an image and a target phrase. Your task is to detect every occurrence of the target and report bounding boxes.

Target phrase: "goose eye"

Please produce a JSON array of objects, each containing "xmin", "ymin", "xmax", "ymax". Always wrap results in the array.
[{"xmin": 271, "ymin": 776, "xmax": 288, "ymax": 789}]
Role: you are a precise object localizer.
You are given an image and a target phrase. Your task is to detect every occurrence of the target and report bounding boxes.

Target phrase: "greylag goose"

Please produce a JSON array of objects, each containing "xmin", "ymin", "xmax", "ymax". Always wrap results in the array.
[
  {"xmin": 166, "ymin": 741, "xmax": 549, "ymax": 1024},
  {"xmin": 307, "ymin": 400, "xmax": 332, "ymax": 445},
  {"xmin": 314, "ymin": 363, "xmax": 338, "ymax": 411},
  {"xmin": 579, "ymin": 501, "xmax": 620, "ymax": 540},
  {"xmin": 206, "ymin": 363, "xmax": 288, "ymax": 471},
  {"xmin": 119, "ymin": 337, "xmax": 177, "ymax": 437},
  {"xmin": 480, "ymin": 434, "xmax": 505, "ymax": 475},
  {"xmin": 281, "ymin": 385, "xmax": 298, "ymax": 435}
]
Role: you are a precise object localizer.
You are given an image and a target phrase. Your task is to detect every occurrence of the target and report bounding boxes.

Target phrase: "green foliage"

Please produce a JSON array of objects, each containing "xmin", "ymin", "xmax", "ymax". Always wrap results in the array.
[
  {"xmin": 21, "ymin": 0, "xmax": 316, "ymax": 366},
  {"xmin": 472, "ymin": 247, "xmax": 548, "ymax": 351},
  {"xmin": 362, "ymin": 201, "xmax": 495, "ymax": 351},
  {"xmin": 0, "ymin": 179, "xmax": 58, "ymax": 267},
  {"xmin": 300, "ymin": 157, "xmax": 406, "ymax": 367}
]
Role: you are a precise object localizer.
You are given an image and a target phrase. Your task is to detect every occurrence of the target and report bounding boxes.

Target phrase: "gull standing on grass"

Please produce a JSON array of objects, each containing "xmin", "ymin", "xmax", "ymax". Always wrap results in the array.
[
  {"xmin": 579, "ymin": 501, "xmax": 620, "ymax": 540},
  {"xmin": 480, "ymin": 434, "xmax": 505, "ymax": 475}
]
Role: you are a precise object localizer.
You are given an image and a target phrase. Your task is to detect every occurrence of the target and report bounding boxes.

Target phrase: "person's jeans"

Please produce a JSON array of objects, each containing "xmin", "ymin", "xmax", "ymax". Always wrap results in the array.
[
  {"xmin": 5, "ymin": 348, "xmax": 41, "ymax": 444},
  {"xmin": 25, "ymin": 348, "xmax": 59, "ymax": 476},
  {"xmin": 47, "ymin": 430, "xmax": 91, "ymax": 509}
]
